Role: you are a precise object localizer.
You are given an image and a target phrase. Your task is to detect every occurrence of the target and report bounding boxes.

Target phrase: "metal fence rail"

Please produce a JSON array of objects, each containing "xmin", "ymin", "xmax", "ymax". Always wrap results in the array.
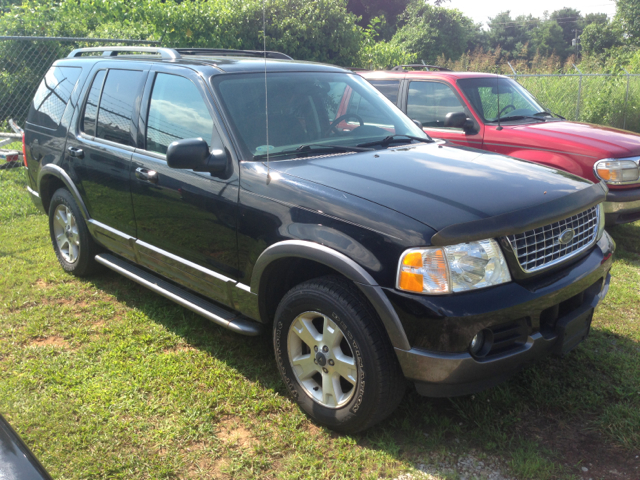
[
  {"xmin": 0, "ymin": 36, "xmax": 159, "ymax": 131},
  {"xmin": 507, "ymin": 70, "xmax": 640, "ymax": 133}
]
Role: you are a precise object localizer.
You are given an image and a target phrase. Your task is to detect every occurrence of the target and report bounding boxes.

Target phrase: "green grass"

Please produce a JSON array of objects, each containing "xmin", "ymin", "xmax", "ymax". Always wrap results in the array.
[{"xmin": 1, "ymin": 166, "xmax": 639, "ymax": 479}]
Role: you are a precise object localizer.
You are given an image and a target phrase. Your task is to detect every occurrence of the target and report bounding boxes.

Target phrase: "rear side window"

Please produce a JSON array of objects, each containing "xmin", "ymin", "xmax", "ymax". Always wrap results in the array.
[
  {"xmin": 368, "ymin": 80, "xmax": 400, "ymax": 104},
  {"xmin": 145, "ymin": 73, "xmax": 214, "ymax": 154},
  {"xmin": 27, "ymin": 66, "xmax": 81, "ymax": 129},
  {"xmin": 96, "ymin": 69, "xmax": 144, "ymax": 147},
  {"xmin": 81, "ymin": 70, "xmax": 106, "ymax": 137}
]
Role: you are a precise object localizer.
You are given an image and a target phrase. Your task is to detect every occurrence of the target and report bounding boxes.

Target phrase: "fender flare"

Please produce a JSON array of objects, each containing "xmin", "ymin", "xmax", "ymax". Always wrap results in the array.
[
  {"xmin": 250, "ymin": 240, "xmax": 411, "ymax": 350},
  {"xmin": 38, "ymin": 164, "xmax": 90, "ymax": 219}
]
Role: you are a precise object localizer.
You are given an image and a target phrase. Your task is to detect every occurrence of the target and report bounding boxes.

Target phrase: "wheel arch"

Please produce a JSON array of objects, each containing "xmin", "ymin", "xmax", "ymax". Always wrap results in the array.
[
  {"xmin": 38, "ymin": 164, "xmax": 89, "ymax": 219},
  {"xmin": 251, "ymin": 240, "xmax": 411, "ymax": 350}
]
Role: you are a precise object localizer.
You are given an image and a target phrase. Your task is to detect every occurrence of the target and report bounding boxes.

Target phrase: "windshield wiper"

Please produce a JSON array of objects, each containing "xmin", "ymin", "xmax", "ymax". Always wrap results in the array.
[
  {"xmin": 253, "ymin": 143, "xmax": 373, "ymax": 160},
  {"xmin": 357, "ymin": 134, "xmax": 432, "ymax": 148},
  {"xmin": 534, "ymin": 111, "xmax": 565, "ymax": 120},
  {"xmin": 496, "ymin": 115, "xmax": 547, "ymax": 123}
]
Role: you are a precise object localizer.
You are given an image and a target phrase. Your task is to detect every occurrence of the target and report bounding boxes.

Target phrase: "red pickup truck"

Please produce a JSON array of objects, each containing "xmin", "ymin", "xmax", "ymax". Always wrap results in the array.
[{"xmin": 356, "ymin": 66, "xmax": 640, "ymax": 225}]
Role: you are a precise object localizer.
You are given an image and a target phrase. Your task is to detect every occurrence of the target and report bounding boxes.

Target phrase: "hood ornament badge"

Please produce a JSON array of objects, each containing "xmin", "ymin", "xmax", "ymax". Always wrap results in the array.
[{"xmin": 558, "ymin": 228, "xmax": 575, "ymax": 245}]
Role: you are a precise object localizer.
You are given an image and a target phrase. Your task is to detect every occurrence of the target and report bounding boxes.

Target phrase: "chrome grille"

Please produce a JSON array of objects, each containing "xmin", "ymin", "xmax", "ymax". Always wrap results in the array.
[{"xmin": 506, "ymin": 206, "xmax": 599, "ymax": 273}]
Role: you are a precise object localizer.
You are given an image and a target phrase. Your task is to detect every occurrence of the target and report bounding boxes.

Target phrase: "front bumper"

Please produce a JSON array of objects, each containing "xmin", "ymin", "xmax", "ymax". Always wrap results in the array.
[
  {"xmin": 389, "ymin": 232, "xmax": 614, "ymax": 397},
  {"xmin": 604, "ymin": 187, "xmax": 640, "ymax": 225}
]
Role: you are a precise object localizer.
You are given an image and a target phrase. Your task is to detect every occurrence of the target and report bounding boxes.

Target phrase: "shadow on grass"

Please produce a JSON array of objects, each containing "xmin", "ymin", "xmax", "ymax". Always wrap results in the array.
[{"xmin": 84, "ymin": 262, "xmax": 640, "ymax": 479}]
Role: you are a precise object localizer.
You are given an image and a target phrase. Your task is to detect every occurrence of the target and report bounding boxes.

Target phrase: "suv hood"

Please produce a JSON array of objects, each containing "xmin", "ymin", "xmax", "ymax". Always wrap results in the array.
[
  {"xmin": 504, "ymin": 120, "xmax": 640, "ymax": 159},
  {"xmin": 272, "ymin": 143, "xmax": 593, "ymax": 232}
]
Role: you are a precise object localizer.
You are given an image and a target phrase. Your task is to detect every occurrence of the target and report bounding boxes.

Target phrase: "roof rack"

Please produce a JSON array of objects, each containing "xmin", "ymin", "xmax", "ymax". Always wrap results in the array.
[
  {"xmin": 67, "ymin": 46, "xmax": 293, "ymax": 61},
  {"xmin": 68, "ymin": 46, "xmax": 181, "ymax": 60},
  {"xmin": 175, "ymin": 48, "xmax": 292, "ymax": 60},
  {"xmin": 390, "ymin": 64, "xmax": 452, "ymax": 72}
]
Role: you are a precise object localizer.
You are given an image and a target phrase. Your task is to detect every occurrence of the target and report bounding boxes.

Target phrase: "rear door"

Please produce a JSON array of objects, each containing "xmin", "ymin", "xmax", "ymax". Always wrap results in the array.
[
  {"xmin": 65, "ymin": 64, "xmax": 148, "ymax": 261},
  {"xmin": 130, "ymin": 65, "xmax": 239, "ymax": 305},
  {"xmin": 404, "ymin": 80, "xmax": 484, "ymax": 148}
]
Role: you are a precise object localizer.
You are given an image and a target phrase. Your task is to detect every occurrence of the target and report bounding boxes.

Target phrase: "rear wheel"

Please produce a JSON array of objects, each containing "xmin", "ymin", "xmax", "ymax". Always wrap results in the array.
[
  {"xmin": 49, "ymin": 188, "xmax": 101, "ymax": 276},
  {"xmin": 273, "ymin": 275, "xmax": 405, "ymax": 433}
]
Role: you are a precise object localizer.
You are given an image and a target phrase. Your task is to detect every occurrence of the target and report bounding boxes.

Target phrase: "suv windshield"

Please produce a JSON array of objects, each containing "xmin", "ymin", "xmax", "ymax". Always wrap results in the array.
[
  {"xmin": 457, "ymin": 77, "xmax": 551, "ymax": 123},
  {"xmin": 212, "ymin": 72, "xmax": 427, "ymax": 159}
]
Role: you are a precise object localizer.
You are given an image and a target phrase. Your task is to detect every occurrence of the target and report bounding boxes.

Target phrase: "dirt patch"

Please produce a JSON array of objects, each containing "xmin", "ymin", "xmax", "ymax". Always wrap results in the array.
[
  {"xmin": 34, "ymin": 279, "xmax": 53, "ymax": 289},
  {"xmin": 185, "ymin": 456, "xmax": 225, "ymax": 479},
  {"xmin": 216, "ymin": 417, "xmax": 256, "ymax": 450},
  {"xmin": 29, "ymin": 336, "xmax": 69, "ymax": 348},
  {"xmin": 518, "ymin": 413, "xmax": 640, "ymax": 479},
  {"xmin": 305, "ymin": 422, "xmax": 323, "ymax": 437},
  {"xmin": 163, "ymin": 345, "xmax": 197, "ymax": 354}
]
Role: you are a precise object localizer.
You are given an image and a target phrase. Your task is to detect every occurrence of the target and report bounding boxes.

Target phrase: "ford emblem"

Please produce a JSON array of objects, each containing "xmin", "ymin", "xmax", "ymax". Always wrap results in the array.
[{"xmin": 558, "ymin": 228, "xmax": 575, "ymax": 245}]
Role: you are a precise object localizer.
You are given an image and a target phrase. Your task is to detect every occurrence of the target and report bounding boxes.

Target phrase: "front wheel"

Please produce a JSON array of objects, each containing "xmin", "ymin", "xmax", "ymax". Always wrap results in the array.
[
  {"xmin": 49, "ymin": 188, "xmax": 102, "ymax": 277},
  {"xmin": 273, "ymin": 276, "xmax": 405, "ymax": 433}
]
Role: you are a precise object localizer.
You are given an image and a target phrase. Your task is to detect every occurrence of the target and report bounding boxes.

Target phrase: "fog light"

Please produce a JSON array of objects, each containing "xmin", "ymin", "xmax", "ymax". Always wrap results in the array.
[{"xmin": 470, "ymin": 331, "xmax": 485, "ymax": 354}]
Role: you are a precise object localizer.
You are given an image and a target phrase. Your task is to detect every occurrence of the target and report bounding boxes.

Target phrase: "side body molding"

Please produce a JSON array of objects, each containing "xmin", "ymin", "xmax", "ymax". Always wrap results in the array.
[
  {"xmin": 250, "ymin": 240, "xmax": 411, "ymax": 350},
  {"xmin": 37, "ymin": 164, "xmax": 90, "ymax": 219}
]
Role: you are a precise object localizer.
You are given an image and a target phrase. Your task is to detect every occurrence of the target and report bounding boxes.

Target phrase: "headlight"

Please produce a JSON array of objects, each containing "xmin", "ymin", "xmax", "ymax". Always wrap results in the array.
[
  {"xmin": 397, "ymin": 239, "xmax": 511, "ymax": 294},
  {"xmin": 596, "ymin": 203, "xmax": 605, "ymax": 241},
  {"xmin": 594, "ymin": 159, "xmax": 639, "ymax": 184}
]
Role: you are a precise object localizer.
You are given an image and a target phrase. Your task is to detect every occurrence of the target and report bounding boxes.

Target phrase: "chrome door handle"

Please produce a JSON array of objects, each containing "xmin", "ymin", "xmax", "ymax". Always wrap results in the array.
[
  {"xmin": 67, "ymin": 146, "xmax": 84, "ymax": 159},
  {"xmin": 135, "ymin": 167, "xmax": 158, "ymax": 184}
]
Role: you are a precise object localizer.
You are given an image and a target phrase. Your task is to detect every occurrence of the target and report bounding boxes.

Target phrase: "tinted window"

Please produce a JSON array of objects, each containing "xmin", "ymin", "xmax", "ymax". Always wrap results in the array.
[
  {"xmin": 81, "ymin": 70, "xmax": 106, "ymax": 136},
  {"xmin": 369, "ymin": 80, "xmax": 400, "ymax": 104},
  {"xmin": 407, "ymin": 81, "xmax": 465, "ymax": 129},
  {"xmin": 27, "ymin": 66, "xmax": 81, "ymax": 129},
  {"xmin": 214, "ymin": 72, "xmax": 425, "ymax": 157},
  {"xmin": 146, "ymin": 73, "xmax": 214, "ymax": 154},
  {"xmin": 96, "ymin": 69, "xmax": 143, "ymax": 146}
]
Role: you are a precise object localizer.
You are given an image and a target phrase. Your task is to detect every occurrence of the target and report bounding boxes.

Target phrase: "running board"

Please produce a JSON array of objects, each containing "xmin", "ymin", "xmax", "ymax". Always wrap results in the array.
[{"xmin": 95, "ymin": 253, "xmax": 263, "ymax": 336}]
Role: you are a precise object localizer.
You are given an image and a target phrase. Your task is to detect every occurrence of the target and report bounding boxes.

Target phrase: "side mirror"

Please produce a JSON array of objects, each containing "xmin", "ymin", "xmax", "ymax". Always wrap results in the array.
[
  {"xmin": 166, "ymin": 138, "xmax": 228, "ymax": 175},
  {"xmin": 444, "ymin": 112, "xmax": 475, "ymax": 132},
  {"xmin": 412, "ymin": 119, "xmax": 423, "ymax": 130}
]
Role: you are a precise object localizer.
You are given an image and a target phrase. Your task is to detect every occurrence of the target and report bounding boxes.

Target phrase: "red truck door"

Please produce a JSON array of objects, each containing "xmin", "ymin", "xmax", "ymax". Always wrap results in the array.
[{"xmin": 405, "ymin": 80, "xmax": 484, "ymax": 149}]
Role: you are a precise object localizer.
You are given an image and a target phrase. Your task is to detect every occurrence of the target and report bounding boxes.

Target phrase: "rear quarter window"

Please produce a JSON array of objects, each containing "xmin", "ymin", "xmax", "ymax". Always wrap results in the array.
[{"xmin": 27, "ymin": 66, "xmax": 82, "ymax": 129}]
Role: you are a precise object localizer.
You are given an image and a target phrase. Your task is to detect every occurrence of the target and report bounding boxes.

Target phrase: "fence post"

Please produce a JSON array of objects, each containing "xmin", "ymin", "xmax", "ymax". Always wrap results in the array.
[
  {"xmin": 623, "ymin": 68, "xmax": 630, "ymax": 130},
  {"xmin": 573, "ymin": 64, "xmax": 582, "ymax": 120}
]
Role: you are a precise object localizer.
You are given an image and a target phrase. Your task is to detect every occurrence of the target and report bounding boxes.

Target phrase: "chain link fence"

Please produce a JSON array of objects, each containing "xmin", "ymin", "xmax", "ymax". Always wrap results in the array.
[
  {"xmin": 508, "ymin": 72, "xmax": 640, "ymax": 134},
  {"xmin": 0, "ymin": 36, "xmax": 159, "ymax": 135}
]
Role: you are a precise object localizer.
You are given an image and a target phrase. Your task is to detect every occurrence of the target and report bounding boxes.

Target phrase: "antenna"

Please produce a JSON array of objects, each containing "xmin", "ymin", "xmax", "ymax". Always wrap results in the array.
[
  {"xmin": 263, "ymin": 0, "xmax": 270, "ymax": 181},
  {"xmin": 496, "ymin": 74, "xmax": 503, "ymax": 131}
]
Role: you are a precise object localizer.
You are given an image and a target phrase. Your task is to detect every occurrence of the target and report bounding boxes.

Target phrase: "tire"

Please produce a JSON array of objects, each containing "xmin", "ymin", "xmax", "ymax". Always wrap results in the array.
[
  {"xmin": 273, "ymin": 275, "xmax": 406, "ymax": 433},
  {"xmin": 48, "ymin": 188, "xmax": 101, "ymax": 277}
]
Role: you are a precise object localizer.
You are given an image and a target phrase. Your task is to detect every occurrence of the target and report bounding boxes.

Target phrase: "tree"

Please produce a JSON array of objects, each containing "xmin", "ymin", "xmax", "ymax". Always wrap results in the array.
[
  {"xmin": 391, "ymin": 1, "xmax": 474, "ymax": 64},
  {"xmin": 486, "ymin": 11, "xmax": 539, "ymax": 60},
  {"xmin": 549, "ymin": 7, "xmax": 581, "ymax": 48},
  {"xmin": 616, "ymin": 0, "xmax": 640, "ymax": 46},
  {"xmin": 532, "ymin": 20, "xmax": 569, "ymax": 60},
  {"xmin": 580, "ymin": 20, "xmax": 624, "ymax": 56}
]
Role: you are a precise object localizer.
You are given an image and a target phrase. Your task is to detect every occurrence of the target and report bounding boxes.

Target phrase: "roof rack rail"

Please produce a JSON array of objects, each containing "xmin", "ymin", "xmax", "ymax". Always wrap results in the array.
[
  {"xmin": 174, "ymin": 48, "xmax": 292, "ymax": 60},
  {"xmin": 390, "ymin": 64, "xmax": 452, "ymax": 72},
  {"xmin": 68, "ymin": 46, "xmax": 181, "ymax": 60}
]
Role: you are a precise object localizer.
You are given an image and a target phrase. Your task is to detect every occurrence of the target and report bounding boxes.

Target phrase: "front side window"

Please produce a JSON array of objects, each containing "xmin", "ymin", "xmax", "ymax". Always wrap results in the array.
[
  {"xmin": 368, "ymin": 80, "xmax": 400, "ymax": 104},
  {"xmin": 96, "ymin": 69, "xmax": 144, "ymax": 147},
  {"xmin": 407, "ymin": 81, "xmax": 466, "ymax": 129},
  {"xmin": 457, "ymin": 77, "xmax": 546, "ymax": 123},
  {"xmin": 213, "ymin": 72, "xmax": 425, "ymax": 158},
  {"xmin": 146, "ymin": 73, "xmax": 214, "ymax": 154},
  {"xmin": 27, "ymin": 66, "xmax": 82, "ymax": 129}
]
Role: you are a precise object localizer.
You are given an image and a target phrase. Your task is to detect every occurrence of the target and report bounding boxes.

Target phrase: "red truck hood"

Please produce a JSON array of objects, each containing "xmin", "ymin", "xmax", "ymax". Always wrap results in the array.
[{"xmin": 504, "ymin": 121, "xmax": 640, "ymax": 159}]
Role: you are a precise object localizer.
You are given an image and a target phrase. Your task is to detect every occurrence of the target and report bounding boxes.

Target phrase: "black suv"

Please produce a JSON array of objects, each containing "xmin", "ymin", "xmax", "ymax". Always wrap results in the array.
[{"xmin": 24, "ymin": 47, "xmax": 614, "ymax": 433}]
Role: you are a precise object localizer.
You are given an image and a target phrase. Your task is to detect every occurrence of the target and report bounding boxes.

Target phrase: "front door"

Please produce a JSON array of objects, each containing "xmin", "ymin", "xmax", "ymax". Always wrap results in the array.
[
  {"xmin": 130, "ymin": 66, "xmax": 239, "ymax": 304},
  {"xmin": 405, "ymin": 80, "xmax": 484, "ymax": 149}
]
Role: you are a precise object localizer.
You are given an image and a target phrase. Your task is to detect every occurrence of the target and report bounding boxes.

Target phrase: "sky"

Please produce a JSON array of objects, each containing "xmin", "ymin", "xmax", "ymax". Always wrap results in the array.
[{"xmin": 447, "ymin": 0, "xmax": 617, "ymax": 28}]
